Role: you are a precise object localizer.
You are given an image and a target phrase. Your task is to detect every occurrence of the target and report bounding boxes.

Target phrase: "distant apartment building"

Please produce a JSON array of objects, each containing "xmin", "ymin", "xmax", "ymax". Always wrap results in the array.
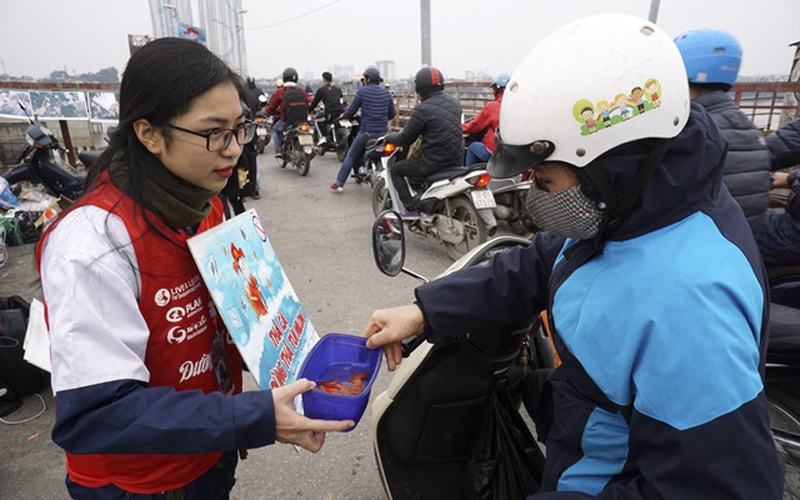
[
  {"xmin": 148, "ymin": 0, "xmax": 248, "ymax": 76},
  {"xmin": 197, "ymin": 0, "xmax": 247, "ymax": 76},
  {"xmin": 149, "ymin": 0, "xmax": 193, "ymax": 38},
  {"xmin": 374, "ymin": 60, "xmax": 396, "ymax": 81}
]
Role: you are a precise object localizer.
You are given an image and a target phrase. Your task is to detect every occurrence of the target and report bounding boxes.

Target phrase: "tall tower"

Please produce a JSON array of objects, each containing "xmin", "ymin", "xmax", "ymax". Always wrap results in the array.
[
  {"xmin": 149, "ymin": 0, "xmax": 193, "ymax": 38},
  {"xmin": 197, "ymin": 0, "xmax": 248, "ymax": 76}
]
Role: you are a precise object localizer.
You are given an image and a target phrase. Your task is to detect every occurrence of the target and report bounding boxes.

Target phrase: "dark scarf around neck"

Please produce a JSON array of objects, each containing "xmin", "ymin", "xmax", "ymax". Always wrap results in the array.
[{"xmin": 108, "ymin": 151, "xmax": 218, "ymax": 231}]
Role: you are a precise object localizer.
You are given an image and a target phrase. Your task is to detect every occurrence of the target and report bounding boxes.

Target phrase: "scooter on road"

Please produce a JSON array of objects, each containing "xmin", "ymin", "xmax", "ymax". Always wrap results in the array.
[
  {"xmin": 370, "ymin": 211, "xmax": 545, "ymax": 499},
  {"xmin": 275, "ymin": 121, "xmax": 315, "ymax": 177},
  {"xmin": 371, "ymin": 142, "xmax": 498, "ymax": 260}
]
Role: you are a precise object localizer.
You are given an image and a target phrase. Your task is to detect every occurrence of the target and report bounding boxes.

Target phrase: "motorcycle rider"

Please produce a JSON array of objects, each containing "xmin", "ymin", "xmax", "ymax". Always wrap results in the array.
[
  {"xmin": 364, "ymin": 14, "xmax": 782, "ymax": 499},
  {"xmin": 462, "ymin": 73, "xmax": 509, "ymax": 167},
  {"xmin": 385, "ymin": 67, "xmax": 463, "ymax": 217},
  {"xmin": 265, "ymin": 68, "xmax": 308, "ymax": 159},
  {"xmin": 756, "ymin": 117, "xmax": 800, "ymax": 264},
  {"xmin": 330, "ymin": 67, "xmax": 395, "ymax": 192},
  {"xmin": 309, "ymin": 71, "xmax": 345, "ymax": 147},
  {"xmin": 675, "ymin": 29, "xmax": 771, "ymax": 236}
]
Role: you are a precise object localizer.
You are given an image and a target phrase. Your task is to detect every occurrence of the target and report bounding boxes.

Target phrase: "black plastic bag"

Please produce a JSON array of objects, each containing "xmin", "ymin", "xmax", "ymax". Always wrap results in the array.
[
  {"xmin": 0, "ymin": 296, "xmax": 49, "ymax": 402},
  {"xmin": 5, "ymin": 211, "xmax": 42, "ymax": 246},
  {"xmin": 465, "ymin": 388, "xmax": 546, "ymax": 499}
]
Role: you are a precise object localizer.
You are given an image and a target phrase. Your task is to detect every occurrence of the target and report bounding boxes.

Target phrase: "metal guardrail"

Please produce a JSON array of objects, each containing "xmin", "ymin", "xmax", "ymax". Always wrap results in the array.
[{"xmin": 730, "ymin": 82, "xmax": 800, "ymax": 132}]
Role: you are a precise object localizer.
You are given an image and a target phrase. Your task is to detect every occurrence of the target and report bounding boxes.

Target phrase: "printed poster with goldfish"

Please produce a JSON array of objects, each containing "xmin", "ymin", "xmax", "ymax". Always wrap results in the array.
[{"xmin": 187, "ymin": 209, "xmax": 319, "ymax": 390}]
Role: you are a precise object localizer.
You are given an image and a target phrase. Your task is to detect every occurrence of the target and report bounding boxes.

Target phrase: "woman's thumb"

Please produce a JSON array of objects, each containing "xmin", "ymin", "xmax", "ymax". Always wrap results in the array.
[{"xmin": 278, "ymin": 378, "xmax": 316, "ymax": 399}]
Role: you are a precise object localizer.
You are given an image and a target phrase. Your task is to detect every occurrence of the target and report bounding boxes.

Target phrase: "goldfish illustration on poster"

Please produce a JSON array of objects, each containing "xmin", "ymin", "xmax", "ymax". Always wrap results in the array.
[{"xmin": 187, "ymin": 209, "xmax": 319, "ymax": 390}]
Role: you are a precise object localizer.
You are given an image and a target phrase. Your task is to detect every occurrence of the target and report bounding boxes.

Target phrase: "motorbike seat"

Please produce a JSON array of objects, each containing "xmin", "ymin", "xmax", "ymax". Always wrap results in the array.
[
  {"xmin": 768, "ymin": 302, "xmax": 800, "ymax": 366},
  {"xmin": 365, "ymin": 138, "xmax": 379, "ymax": 149},
  {"xmin": 424, "ymin": 167, "xmax": 469, "ymax": 184},
  {"xmin": 768, "ymin": 263, "xmax": 800, "ymax": 281}
]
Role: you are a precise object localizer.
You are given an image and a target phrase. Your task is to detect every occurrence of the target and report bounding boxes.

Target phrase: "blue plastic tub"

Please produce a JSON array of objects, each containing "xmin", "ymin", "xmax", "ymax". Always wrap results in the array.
[{"xmin": 297, "ymin": 333, "xmax": 382, "ymax": 430}]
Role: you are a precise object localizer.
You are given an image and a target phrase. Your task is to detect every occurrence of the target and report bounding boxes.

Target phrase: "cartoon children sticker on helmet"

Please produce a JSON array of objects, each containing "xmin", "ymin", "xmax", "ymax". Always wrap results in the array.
[
  {"xmin": 573, "ymin": 79, "xmax": 662, "ymax": 135},
  {"xmin": 645, "ymin": 78, "xmax": 661, "ymax": 108}
]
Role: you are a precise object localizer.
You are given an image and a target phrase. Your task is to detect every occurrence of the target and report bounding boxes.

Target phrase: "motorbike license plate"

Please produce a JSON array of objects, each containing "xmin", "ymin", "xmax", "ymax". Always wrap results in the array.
[
  {"xmin": 298, "ymin": 134, "xmax": 314, "ymax": 146},
  {"xmin": 471, "ymin": 188, "xmax": 496, "ymax": 209},
  {"xmin": 338, "ymin": 119, "xmax": 351, "ymax": 127},
  {"xmin": 256, "ymin": 129, "xmax": 267, "ymax": 137}
]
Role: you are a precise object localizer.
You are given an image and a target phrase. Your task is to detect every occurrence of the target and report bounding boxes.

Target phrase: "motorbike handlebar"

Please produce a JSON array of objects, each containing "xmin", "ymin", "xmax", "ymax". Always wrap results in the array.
[{"xmin": 401, "ymin": 330, "xmax": 432, "ymax": 357}]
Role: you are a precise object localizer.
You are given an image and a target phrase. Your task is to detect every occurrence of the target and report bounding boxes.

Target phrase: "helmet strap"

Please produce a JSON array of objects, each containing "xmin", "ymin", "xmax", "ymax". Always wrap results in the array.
[
  {"xmin": 605, "ymin": 138, "xmax": 670, "ymax": 234},
  {"xmin": 563, "ymin": 138, "xmax": 671, "ymax": 260}
]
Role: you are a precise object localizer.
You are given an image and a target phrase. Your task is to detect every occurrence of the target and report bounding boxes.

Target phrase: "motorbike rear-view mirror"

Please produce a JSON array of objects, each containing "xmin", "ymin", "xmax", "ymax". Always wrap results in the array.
[
  {"xmin": 371, "ymin": 211, "xmax": 429, "ymax": 283},
  {"xmin": 372, "ymin": 211, "xmax": 405, "ymax": 277}
]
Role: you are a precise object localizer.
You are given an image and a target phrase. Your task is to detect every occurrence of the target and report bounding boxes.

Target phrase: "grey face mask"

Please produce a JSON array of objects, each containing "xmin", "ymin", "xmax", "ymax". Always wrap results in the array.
[{"xmin": 524, "ymin": 182, "xmax": 604, "ymax": 239}]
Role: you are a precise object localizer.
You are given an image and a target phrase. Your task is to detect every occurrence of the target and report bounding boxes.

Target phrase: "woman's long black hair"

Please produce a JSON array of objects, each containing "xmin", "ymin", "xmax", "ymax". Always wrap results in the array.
[{"xmin": 85, "ymin": 37, "xmax": 247, "ymax": 206}]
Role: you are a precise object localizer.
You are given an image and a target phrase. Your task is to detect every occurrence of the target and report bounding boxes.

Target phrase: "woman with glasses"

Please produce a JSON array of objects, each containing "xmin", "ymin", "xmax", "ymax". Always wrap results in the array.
[{"xmin": 36, "ymin": 38, "xmax": 353, "ymax": 500}]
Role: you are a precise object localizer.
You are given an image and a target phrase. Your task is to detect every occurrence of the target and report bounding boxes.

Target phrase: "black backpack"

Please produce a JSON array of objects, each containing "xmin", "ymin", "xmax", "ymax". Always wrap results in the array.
[
  {"xmin": 0, "ymin": 296, "xmax": 49, "ymax": 410},
  {"xmin": 282, "ymin": 87, "xmax": 308, "ymax": 125}
]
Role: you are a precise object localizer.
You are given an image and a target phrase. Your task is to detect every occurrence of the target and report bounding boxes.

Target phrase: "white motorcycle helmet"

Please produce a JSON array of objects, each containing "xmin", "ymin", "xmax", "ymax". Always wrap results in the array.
[{"xmin": 489, "ymin": 14, "xmax": 690, "ymax": 178}]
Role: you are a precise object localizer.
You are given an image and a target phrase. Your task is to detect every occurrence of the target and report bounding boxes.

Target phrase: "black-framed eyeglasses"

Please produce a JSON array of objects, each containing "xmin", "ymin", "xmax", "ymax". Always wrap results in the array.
[{"xmin": 165, "ymin": 121, "xmax": 256, "ymax": 152}]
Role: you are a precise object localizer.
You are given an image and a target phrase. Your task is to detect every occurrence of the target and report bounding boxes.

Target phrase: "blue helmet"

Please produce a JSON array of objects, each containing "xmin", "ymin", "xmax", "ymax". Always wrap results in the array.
[
  {"xmin": 674, "ymin": 29, "xmax": 742, "ymax": 87},
  {"xmin": 492, "ymin": 73, "xmax": 511, "ymax": 89}
]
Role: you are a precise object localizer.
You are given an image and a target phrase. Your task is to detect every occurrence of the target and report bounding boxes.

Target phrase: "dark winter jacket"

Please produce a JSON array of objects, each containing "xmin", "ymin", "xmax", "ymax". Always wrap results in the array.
[
  {"xmin": 310, "ymin": 83, "xmax": 344, "ymax": 117},
  {"xmin": 386, "ymin": 90, "xmax": 464, "ymax": 169},
  {"xmin": 341, "ymin": 82, "xmax": 396, "ymax": 134},
  {"xmin": 413, "ymin": 103, "xmax": 782, "ymax": 499},
  {"xmin": 693, "ymin": 90, "xmax": 771, "ymax": 235},
  {"xmin": 766, "ymin": 118, "xmax": 800, "ymax": 221}
]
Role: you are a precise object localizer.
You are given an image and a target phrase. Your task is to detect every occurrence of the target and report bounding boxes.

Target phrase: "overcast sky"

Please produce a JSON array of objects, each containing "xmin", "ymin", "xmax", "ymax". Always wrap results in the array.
[{"xmin": 1, "ymin": 0, "xmax": 798, "ymax": 81}]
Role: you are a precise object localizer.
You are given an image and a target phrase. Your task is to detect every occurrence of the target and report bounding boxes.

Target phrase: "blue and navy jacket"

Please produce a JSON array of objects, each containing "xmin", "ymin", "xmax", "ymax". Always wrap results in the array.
[
  {"xmin": 415, "ymin": 103, "xmax": 783, "ymax": 499},
  {"xmin": 766, "ymin": 117, "xmax": 800, "ymax": 222},
  {"xmin": 341, "ymin": 82, "xmax": 396, "ymax": 134}
]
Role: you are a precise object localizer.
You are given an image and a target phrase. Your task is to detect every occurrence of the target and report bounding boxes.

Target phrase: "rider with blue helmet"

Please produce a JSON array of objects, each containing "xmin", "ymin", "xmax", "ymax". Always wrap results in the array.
[{"xmin": 675, "ymin": 29, "xmax": 771, "ymax": 236}]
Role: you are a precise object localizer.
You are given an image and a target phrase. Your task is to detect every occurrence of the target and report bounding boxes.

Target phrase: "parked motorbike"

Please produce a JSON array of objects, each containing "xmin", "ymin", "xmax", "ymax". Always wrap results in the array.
[
  {"xmin": 3, "ymin": 102, "xmax": 86, "ymax": 201},
  {"xmin": 370, "ymin": 212, "xmax": 545, "ymax": 499},
  {"xmin": 275, "ymin": 122, "xmax": 315, "ymax": 176},
  {"xmin": 313, "ymin": 109, "xmax": 353, "ymax": 162},
  {"xmin": 371, "ymin": 141, "xmax": 498, "ymax": 260},
  {"xmin": 371, "ymin": 211, "xmax": 800, "ymax": 499}
]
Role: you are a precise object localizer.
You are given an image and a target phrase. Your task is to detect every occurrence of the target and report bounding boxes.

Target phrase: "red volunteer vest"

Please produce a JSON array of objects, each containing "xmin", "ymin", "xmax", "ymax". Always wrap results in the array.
[{"xmin": 37, "ymin": 174, "xmax": 243, "ymax": 494}]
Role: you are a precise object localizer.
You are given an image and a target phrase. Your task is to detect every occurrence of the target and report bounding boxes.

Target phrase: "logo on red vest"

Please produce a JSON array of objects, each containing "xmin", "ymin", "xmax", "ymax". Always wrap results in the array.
[
  {"xmin": 155, "ymin": 288, "xmax": 171, "ymax": 307},
  {"xmin": 179, "ymin": 353, "xmax": 212, "ymax": 383}
]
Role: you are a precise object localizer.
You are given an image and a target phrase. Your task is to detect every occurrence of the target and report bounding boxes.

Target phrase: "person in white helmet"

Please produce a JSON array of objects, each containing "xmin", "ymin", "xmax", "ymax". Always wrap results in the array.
[{"xmin": 363, "ymin": 14, "xmax": 782, "ymax": 499}]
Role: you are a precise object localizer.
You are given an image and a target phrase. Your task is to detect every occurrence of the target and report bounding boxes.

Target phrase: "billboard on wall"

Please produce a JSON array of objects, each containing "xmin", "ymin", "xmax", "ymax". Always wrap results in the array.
[
  {"xmin": 29, "ymin": 91, "xmax": 89, "ymax": 120},
  {"xmin": 88, "ymin": 91, "xmax": 120, "ymax": 122},
  {"xmin": 0, "ymin": 89, "xmax": 119, "ymax": 122},
  {"xmin": 0, "ymin": 90, "xmax": 33, "ymax": 119},
  {"xmin": 178, "ymin": 23, "xmax": 207, "ymax": 45}
]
